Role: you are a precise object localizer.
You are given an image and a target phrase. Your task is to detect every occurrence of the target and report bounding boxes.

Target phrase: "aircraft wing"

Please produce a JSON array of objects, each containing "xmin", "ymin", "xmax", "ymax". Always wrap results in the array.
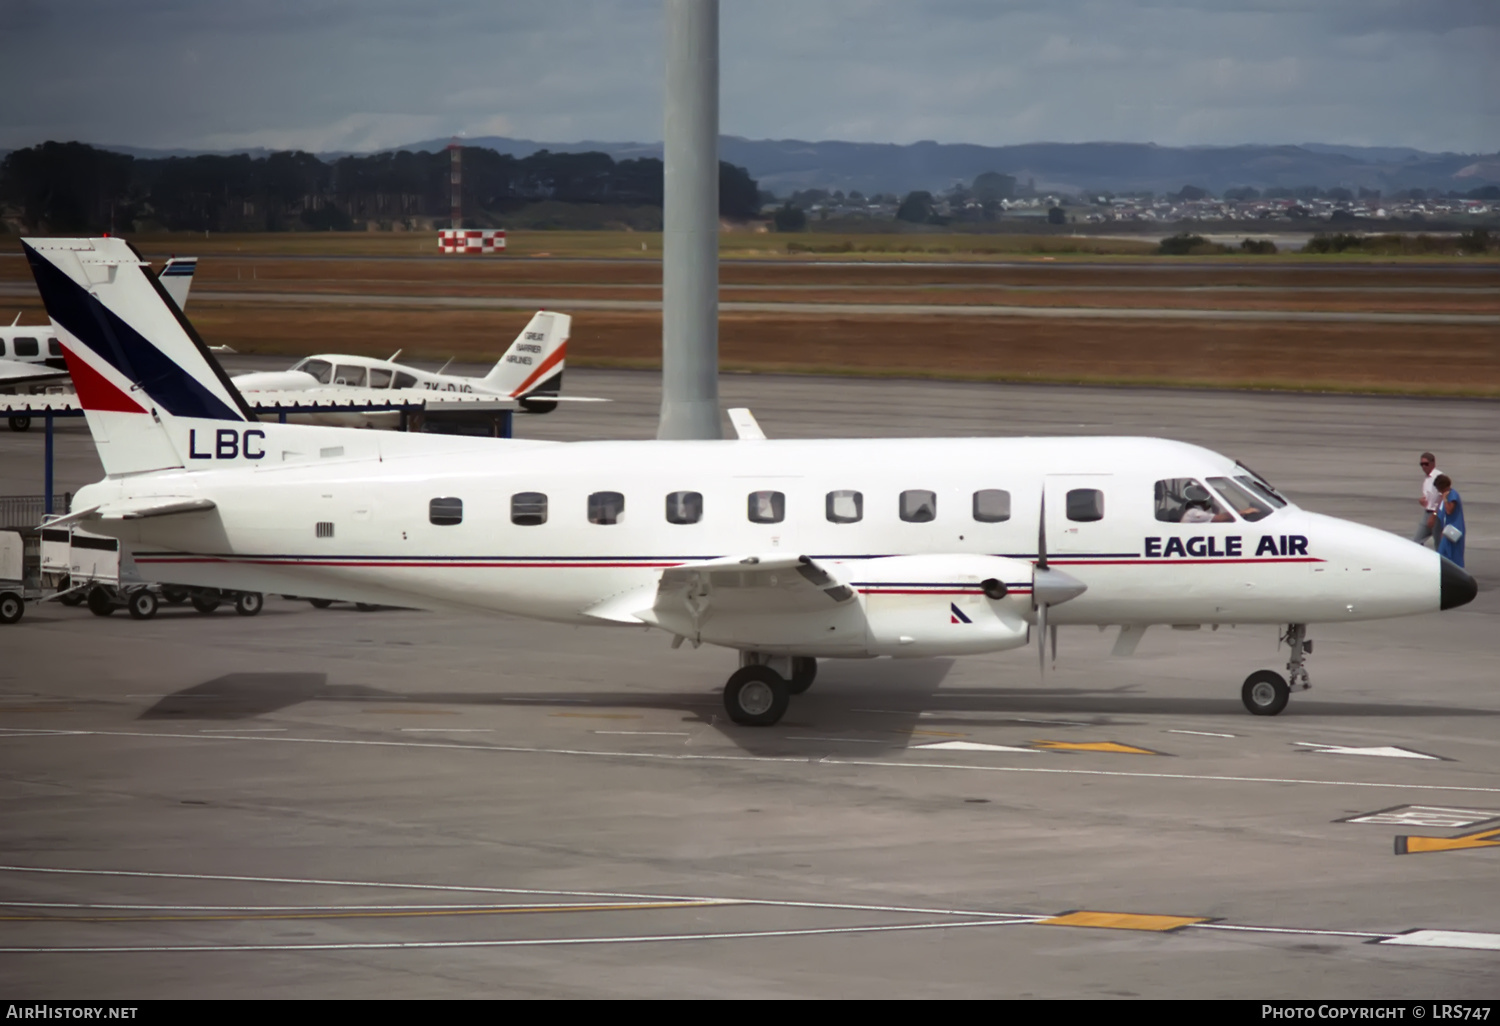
[
  {"xmin": 0, "ymin": 358, "xmax": 70, "ymax": 389},
  {"xmin": 648, "ymin": 554, "xmax": 868, "ymax": 649}
]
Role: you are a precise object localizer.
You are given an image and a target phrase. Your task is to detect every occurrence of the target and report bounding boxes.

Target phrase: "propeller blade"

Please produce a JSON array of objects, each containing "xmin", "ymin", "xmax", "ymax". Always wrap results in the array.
[
  {"xmin": 1037, "ymin": 492, "xmax": 1048, "ymax": 570},
  {"xmin": 1050, "ymin": 623, "xmax": 1058, "ymax": 668},
  {"xmin": 1037, "ymin": 601, "xmax": 1048, "ymax": 677}
]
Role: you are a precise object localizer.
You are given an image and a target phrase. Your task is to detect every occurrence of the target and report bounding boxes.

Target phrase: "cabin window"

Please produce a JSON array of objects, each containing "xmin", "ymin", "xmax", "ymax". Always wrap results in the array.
[
  {"xmin": 334, "ymin": 365, "xmax": 367, "ymax": 387},
  {"xmin": 429, "ymin": 497, "xmax": 463, "ymax": 526},
  {"xmin": 511, "ymin": 492, "xmax": 548, "ymax": 526},
  {"xmin": 826, "ymin": 490, "xmax": 863, "ymax": 524},
  {"xmin": 665, "ymin": 491, "xmax": 702, "ymax": 524},
  {"xmin": 1065, "ymin": 488, "xmax": 1105, "ymax": 522},
  {"xmin": 394, "ymin": 372, "xmax": 418, "ymax": 389},
  {"xmin": 899, "ymin": 489, "xmax": 937, "ymax": 523},
  {"xmin": 368, "ymin": 367, "xmax": 393, "ymax": 389},
  {"xmin": 747, "ymin": 490, "xmax": 785, "ymax": 524},
  {"xmin": 315, "ymin": 522, "xmax": 335, "ymax": 538},
  {"xmin": 972, "ymin": 489, "xmax": 1011, "ymax": 523},
  {"xmin": 1154, "ymin": 478, "xmax": 1230, "ymax": 523},
  {"xmin": 297, "ymin": 359, "xmax": 332, "ymax": 384},
  {"xmin": 12, "ymin": 337, "xmax": 38, "ymax": 357},
  {"xmin": 588, "ymin": 491, "xmax": 625, "ymax": 525},
  {"xmin": 47, "ymin": 338, "xmax": 62, "ymax": 356},
  {"xmin": 1208, "ymin": 477, "xmax": 1274, "ymax": 522}
]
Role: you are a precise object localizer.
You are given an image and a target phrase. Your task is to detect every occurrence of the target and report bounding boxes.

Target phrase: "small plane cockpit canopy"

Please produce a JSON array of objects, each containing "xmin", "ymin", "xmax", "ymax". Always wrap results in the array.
[{"xmin": 293, "ymin": 358, "xmax": 333, "ymax": 384}]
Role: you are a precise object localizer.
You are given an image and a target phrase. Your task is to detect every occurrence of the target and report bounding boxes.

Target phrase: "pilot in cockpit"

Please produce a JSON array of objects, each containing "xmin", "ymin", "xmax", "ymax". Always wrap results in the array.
[{"xmin": 1179, "ymin": 483, "xmax": 1234, "ymax": 523}]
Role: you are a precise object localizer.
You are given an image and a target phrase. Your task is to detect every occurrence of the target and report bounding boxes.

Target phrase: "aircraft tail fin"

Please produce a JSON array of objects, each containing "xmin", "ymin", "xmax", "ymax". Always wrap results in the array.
[
  {"xmin": 21, "ymin": 237, "xmax": 256, "ymax": 476},
  {"xmin": 482, "ymin": 311, "xmax": 570, "ymax": 410},
  {"xmin": 157, "ymin": 256, "xmax": 198, "ymax": 311}
]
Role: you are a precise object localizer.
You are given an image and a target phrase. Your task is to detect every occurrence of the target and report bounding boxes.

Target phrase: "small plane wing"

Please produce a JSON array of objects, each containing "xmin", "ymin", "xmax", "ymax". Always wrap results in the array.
[
  {"xmin": 0, "ymin": 358, "xmax": 70, "ymax": 389},
  {"xmin": 649, "ymin": 554, "xmax": 866, "ymax": 649}
]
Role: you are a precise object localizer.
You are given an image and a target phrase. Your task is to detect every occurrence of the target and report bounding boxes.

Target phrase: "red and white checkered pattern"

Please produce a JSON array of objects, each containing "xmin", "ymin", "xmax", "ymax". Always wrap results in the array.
[{"xmin": 439, "ymin": 229, "xmax": 506, "ymax": 254}]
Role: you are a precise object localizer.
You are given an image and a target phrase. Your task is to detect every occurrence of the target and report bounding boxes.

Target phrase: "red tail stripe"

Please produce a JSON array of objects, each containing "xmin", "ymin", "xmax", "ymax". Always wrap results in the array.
[
  {"xmin": 510, "ymin": 340, "xmax": 566, "ymax": 397},
  {"xmin": 61, "ymin": 344, "xmax": 146, "ymax": 414}
]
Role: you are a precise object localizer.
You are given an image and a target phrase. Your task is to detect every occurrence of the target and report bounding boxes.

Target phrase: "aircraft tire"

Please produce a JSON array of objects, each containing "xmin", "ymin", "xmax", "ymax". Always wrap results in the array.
[
  {"xmin": 234, "ymin": 592, "xmax": 264, "ymax": 617},
  {"xmin": 162, "ymin": 588, "xmax": 190, "ymax": 605},
  {"xmin": 127, "ymin": 590, "xmax": 158, "ymax": 621},
  {"xmin": 192, "ymin": 590, "xmax": 221, "ymax": 615},
  {"xmin": 787, "ymin": 656, "xmax": 817, "ymax": 695},
  {"xmin": 1242, "ymin": 670, "xmax": 1290, "ymax": 716},
  {"xmin": 8, "ymin": 416, "xmax": 30, "ymax": 433},
  {"xmin": 87, "ymin": 587, "xmax": 115, "ymax": 617},
  {"xmin": 0, "ymin": 591, "xmax": 23, "ymax": 625},
  {"xmin": 724, "ymin": 665, "xmax": 790, "ymax": 727},
  {"xmin": 308, "ymin": 599, "xmax": 334, "ymax": 609}
]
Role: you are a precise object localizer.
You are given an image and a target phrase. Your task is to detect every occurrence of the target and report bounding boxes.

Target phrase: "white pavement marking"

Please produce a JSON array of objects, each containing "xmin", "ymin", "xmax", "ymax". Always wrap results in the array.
[
  {"xmin": 12, "ymin": 728, "xmax": 1500, "ymax": 794},
  {"xmin": 594, "ymin": 731, "xmax": 690, "ymax": 736},
  {"xmin": 1344, "ymin": 806, "xmax": 1500, "ymax": 828},
  {"xmin": 1294, "ymin": 743, "xmax": 1442, "ymax": 760},
  {"xmin": 0, "ymin": 866, "xmax": 1042, "ymax": 921},
  {"xmin": 915, "ymin": 741, "xmax": 1039, "ymax": 753},
  {"xmin": 1377, "ymin": 930, "xmax": 1500, "ymax": 951},
  {"xmin": 0, "ymin": 901, "xmax": 708, "ymax": 912},
  {"xmin": 1191, "ymin": 923, "xmax": 1392, "ymax": 940},
  {"xmin": 399, "ymin": 728, "xmax": 493, "ymax": 733},
  {"xmin": 787, "ymin": 736, "xmax": 890, "ymax": 744},
  {"xmin": 1168, "ymin": 730, "xmax": 1238, "ymax": 738},
  {"xmin": 0, "ymin": 917, "xmax": 1032, "ymax": 954},
  {"xmin": 201, "ymin": 728, "xmax": 286, "ymax": 733}
]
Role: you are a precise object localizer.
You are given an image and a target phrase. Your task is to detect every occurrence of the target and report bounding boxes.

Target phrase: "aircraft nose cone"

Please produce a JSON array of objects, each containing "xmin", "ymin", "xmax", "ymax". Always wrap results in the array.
[{"xmin": 1440, "ymin": 557, "xmax": 1478, "ymax": 611}]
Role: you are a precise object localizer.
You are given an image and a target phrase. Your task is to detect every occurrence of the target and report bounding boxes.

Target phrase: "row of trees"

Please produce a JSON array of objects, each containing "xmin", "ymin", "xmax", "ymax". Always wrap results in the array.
[{"xmin": 0, "ymin": 142, "xmax": 762, "ymax": 233}]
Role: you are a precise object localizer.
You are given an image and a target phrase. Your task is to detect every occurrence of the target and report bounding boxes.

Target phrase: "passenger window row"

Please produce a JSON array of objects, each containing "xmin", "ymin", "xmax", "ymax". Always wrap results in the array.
[
  {"xmin": 1, "ymin": 337, "xmax": 62, "ymax": 358},
  {"xmin": 426, "ymin": 489, "xmax": 1017, "ymax": 527}
]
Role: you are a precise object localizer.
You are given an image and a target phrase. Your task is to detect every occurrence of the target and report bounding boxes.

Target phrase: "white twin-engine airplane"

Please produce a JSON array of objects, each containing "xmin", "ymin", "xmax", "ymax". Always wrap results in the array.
[
  {"xmin": 0, "ymin": 256, "xmax": 196, "ymax": 392},
  {"xmin": 25, "ymin": 237, "xmax": 1478, "ymax": 726},
  {"xmin": 231, "ymin": 310, "xmax": 575, "ymax": 414}
]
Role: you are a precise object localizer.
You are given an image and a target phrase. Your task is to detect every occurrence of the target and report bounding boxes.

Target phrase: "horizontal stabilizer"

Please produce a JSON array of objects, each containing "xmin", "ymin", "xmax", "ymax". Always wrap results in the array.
[{"xmin": 48, "ymin": 497, "xmax": 216, "ymax": 526}]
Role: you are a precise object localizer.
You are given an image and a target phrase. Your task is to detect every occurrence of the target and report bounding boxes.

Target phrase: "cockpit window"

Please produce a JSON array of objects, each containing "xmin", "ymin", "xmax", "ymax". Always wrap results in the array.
[
  {"xmin": 1233, "ymin": 462, "xmax": 1288, "ymax": 508},
  {"xmin": 1209, "ymin": 477, "xmax": 1275, "ymax": 522},
  {"xmin": 1155, "ymin": 478, "xmax": 1232, "ymax": 523},
  {"xmin": 1234, "ymin": 474, "xmax": 1287, "ymax": 510},
  {"xmin": 296, "ymin": 359, "xmax": 333, "ymax": 384},
  {"xmin": 334, "ymin": 364, "xmax": 367, "ymax": 387}
]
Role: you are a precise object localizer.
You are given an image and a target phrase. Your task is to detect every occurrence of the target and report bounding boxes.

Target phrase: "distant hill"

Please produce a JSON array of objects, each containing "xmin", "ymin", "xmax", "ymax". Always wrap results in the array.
[{"xmin": 48, "ymin": 136, "xmax": 1500, "ymax": 197}]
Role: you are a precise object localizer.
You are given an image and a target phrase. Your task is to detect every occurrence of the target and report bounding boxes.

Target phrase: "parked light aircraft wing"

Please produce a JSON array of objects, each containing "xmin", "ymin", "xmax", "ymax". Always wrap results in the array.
[{"xmin": 0, "ymin": 359, "xmax": 69, "ymax": 388}]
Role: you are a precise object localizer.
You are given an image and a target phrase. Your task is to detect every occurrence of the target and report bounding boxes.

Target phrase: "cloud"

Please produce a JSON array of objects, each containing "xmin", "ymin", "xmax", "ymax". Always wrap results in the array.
[{"xmin": 0, "ymin": 0, "xmax": 1493, "ymax": 153}]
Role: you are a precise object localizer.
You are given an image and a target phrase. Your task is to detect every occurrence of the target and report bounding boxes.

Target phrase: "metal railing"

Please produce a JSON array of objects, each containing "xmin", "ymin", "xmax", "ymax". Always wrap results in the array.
[{"xmin": 0, "ymin": 494, "xmax": 71, "ymax": 529}]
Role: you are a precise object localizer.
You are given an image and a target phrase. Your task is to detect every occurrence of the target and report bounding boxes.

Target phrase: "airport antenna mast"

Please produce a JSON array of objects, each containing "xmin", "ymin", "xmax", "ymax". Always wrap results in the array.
[{"xmin": 448, "ymin": 138, "xmax": 463, "ymax": 230}]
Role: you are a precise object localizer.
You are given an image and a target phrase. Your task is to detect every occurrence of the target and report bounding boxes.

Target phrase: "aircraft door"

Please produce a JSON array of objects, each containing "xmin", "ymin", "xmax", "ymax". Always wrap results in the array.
[{"xmin": 1043, "ymin": 474, "xmax": 1116, "ymax": 558}]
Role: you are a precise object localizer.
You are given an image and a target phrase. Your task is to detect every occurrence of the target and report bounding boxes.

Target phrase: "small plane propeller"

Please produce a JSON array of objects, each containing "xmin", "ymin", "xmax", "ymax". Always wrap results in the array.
[{"xmin": 1033, "ymin": 490, "xmax": 1088, "ymax": 677}]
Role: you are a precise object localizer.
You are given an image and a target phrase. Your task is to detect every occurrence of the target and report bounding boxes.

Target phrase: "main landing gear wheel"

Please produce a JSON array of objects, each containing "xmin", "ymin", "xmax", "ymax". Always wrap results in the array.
[
  {"xmin": 0, "ymin": 591, "xmax": 23, "ymax": 625},
  {"xmin": 787, "ymin": 656, "xmax": 817, "ymax": 695},
  {"xmin": 723, "ymin": 665, "xmax": 791, "ymax": 727},
  {"xmin": 308, "ymin": 598, "xmax": 334, "ymax": 609},
  {"xmin": 1242, "ymin": 670, "xmax": 1290, "ymax": 716},
  {"xmin": 161, "ymin": 588, "xmax": 189, "ymax": 606},
  {"xmin": 127, "ymin": 590, "xmax": 158, "ymax": 621},
  {"xmin": 87, "ymin": 587, "xmax": 115, "ymax": 617},
  {"xmin": 8, "ymin": 415, "xmax": 31, "ymax": 432},
  {"xmin": 234, "ymin": 592, "xmax": 264, "ymax": 617},
  {"xmin": 192, "ymin": 590, "xmax": 221, "ymax": 615}
]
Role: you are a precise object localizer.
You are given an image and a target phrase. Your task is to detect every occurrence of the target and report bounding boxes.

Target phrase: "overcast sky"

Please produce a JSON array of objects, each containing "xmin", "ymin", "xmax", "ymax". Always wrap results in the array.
[{"xmin": 1, "ymin": 0, "xmax": 1495, "ymax": 154}]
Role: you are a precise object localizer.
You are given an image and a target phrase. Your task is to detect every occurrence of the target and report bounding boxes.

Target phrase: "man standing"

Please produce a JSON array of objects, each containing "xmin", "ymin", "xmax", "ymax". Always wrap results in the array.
[{"xmin": 1413, "ymin": 452, "xmax": 1443, "ymax": 546}]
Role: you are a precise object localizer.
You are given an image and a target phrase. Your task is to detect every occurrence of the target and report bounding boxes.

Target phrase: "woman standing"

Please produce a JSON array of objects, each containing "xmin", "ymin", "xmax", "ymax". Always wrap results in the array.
[{"xmin": 1433, "ymin": 474, "xmax": 1466, "ymax": 568}]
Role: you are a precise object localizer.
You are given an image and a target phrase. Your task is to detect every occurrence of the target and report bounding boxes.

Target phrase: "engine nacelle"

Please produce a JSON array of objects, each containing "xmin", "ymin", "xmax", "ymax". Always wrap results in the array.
[{"xmin": 852, "ymin": 554, "xmax": 1034, "ymax": 657}]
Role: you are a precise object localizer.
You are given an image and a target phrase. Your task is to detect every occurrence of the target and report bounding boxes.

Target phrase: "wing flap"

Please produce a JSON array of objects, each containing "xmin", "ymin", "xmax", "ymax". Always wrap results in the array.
[{"xmin": 653, "ymin": 555, "xmax": 866, "ymax": 649}]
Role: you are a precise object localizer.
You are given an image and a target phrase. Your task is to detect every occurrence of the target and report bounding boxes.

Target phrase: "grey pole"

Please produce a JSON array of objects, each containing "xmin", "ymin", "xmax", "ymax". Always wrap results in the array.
[{"xmin": 657, "ymin": 0, "xmax": 722, "ymax": 440}]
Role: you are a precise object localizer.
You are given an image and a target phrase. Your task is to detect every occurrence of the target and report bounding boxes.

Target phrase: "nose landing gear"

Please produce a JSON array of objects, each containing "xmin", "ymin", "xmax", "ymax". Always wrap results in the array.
[{"xmin": 1241, "ymin": 623, "xmax": 1312, "ymax": 716}]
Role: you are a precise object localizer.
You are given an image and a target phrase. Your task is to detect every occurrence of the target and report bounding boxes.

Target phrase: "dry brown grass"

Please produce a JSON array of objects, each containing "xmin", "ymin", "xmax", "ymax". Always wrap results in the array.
[{"xmin": 185, "ymin": 302, "xmax": 1500, "ymax": 397}]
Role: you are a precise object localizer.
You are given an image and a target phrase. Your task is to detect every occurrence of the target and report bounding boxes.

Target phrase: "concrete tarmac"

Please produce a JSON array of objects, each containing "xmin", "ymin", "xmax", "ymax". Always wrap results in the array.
[{"xmin": 1, "ymin": 371, "xmax": 1497, "ymax": 998}]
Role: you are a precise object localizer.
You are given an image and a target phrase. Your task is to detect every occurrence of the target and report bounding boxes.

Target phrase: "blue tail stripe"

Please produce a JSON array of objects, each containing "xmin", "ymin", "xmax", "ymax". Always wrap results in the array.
[{"xmin": 25, "ymin": 244, "xmax": 243, "ymax": 422}]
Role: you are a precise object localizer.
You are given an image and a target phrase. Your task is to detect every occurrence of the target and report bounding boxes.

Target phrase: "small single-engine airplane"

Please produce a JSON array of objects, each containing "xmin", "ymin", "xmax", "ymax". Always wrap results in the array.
[
  {"xmin": 232, "ymin": 310, "xmax": 579, "ymax": 414},
  {"xmin": 23, "ymin": 237, "xmax": 1478, "ymax": 726},
  {"xmin": 1, "ymin": 256, "xmax": 196, "ymax": 399}
]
